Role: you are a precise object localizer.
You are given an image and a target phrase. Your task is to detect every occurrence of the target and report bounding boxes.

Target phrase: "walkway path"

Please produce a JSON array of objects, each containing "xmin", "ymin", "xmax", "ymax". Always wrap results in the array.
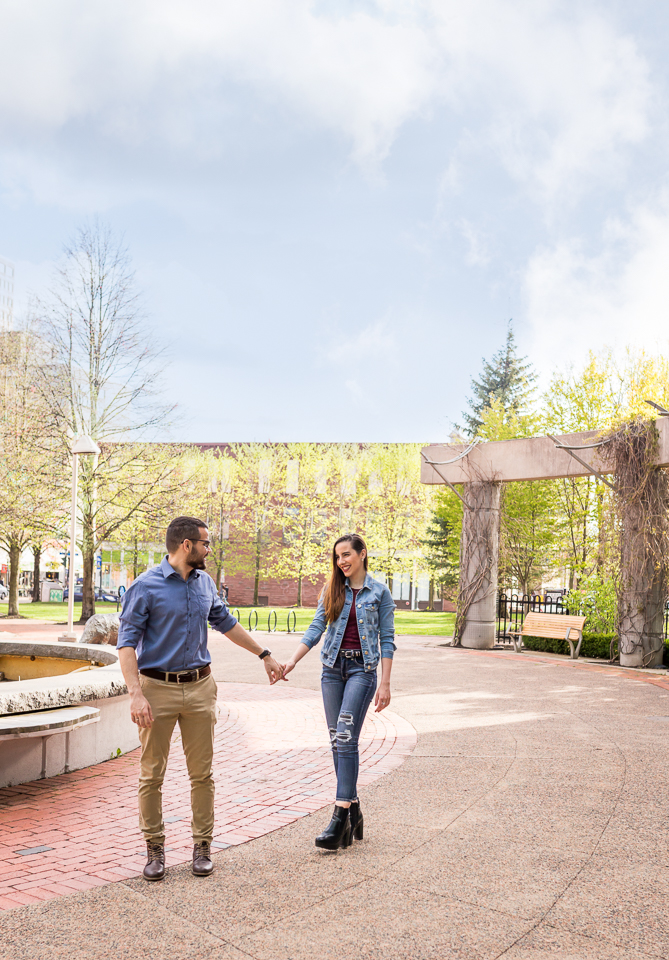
[
  {"xmin": 0, "ymin": 681, "xmax": 415, "ymax": 909},
  {"xmin": 1, "ymin": 633, "xmax": 668, "ymax": 959}
]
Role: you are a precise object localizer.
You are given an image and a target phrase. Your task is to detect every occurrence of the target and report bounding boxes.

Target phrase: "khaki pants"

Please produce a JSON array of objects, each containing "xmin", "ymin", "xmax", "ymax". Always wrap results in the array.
[{"xmin": 138, "ymin": 672, "xmax": 218, "ymax": 845}]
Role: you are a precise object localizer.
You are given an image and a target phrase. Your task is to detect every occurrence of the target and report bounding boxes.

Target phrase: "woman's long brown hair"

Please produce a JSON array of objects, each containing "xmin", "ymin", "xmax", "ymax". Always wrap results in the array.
[{"xmin": 322, "ymin": 533, "xmax": 368, "ymax": 623}]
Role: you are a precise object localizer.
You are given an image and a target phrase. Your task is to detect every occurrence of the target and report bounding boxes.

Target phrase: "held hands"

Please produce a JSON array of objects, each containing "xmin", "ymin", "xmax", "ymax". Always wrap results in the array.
[
  {"xmin": 281, "ymin": 659, "xmax": 297, "ymax": 680},
  {"xmin": 263, "ymin": 655, "xmax": 286, "ymax": 685},
  {"xmin": 130, "ymin": 691, "xmax": 154, "ymax": 728},
  {"xmin": 374, "ymin": 681, "xmax": 391, "ymax": 713}
]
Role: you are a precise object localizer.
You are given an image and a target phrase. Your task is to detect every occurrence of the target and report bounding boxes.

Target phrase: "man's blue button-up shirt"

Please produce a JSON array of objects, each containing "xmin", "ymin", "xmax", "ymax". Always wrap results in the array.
[{"xmin": 116, "ymin": 556, "xmax": 238, "ymax": 672}]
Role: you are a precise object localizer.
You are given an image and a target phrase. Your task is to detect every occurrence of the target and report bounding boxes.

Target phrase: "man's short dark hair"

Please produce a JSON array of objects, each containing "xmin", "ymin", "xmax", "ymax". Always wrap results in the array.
[{"xmin": 166, "ymin": 516, "xmax": 207, "ymax": 554}]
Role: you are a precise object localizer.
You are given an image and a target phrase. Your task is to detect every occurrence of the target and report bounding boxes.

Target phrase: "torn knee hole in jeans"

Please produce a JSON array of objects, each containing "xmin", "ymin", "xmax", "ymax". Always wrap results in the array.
[
  {"xmin": 336, "ymin": 729, "xmax": 353, "ymax": 744},
  {"xmin": 328, "ymin": 727, "xmax": 337, "ymax": 746},
  {"xmin": 338, "ymin": 711, "xmax": 354, "ymax": 727}
]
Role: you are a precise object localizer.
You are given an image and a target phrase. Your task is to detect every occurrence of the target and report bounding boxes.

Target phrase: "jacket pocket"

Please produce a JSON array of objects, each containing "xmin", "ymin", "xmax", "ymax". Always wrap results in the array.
[{"xmin": 364, "ymin": 602, "xmax": 379, "ymax": 631}]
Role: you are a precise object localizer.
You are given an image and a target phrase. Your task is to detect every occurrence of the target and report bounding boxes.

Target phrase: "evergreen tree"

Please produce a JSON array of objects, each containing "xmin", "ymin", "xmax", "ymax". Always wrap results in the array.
[
  {"xmin": 421, "ymin": 492, "xmax": 461, "ymax": 600},
  {"xmin": 461, "ymin": 321, "xmax": 535, "ymax": 436}
]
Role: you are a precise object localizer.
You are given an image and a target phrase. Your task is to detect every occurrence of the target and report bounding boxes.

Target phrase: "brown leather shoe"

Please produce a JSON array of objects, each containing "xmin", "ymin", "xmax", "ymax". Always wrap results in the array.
[
  {"xmin": 192, "ymin": 841, "xmax": 214, "ymax": 877},
  {"xmin": 143, "ymin": 842, "xmax": 165, "ymax": 881}
]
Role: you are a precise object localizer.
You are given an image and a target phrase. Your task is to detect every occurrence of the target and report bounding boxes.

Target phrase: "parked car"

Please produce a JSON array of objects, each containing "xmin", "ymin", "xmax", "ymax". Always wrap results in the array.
[
  {"xmin": 62, "ymin": 587, "xmax": 119, "ymax": 603},
  {"xmin": 0, "ymin": 584, "xmax": 8, "ymax": 600}
]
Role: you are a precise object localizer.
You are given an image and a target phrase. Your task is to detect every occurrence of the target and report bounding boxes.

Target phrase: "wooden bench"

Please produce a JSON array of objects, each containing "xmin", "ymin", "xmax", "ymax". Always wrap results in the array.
[{"xmin": 511, "ymin": 612, "xmax": 586, "ymax": 659}]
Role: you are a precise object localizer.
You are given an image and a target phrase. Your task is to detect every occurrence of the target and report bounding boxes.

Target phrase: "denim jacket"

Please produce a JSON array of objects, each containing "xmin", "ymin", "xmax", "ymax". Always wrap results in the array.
[{"xmin": 301, "ymin": 574, "xmax": 396, "ymax": 671}]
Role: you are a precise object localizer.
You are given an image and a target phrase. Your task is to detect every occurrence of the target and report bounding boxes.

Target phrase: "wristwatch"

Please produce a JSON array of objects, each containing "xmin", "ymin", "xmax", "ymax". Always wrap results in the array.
[{"xmin": 259, "ymin": 649, "xmax": 271, "ymax": 660}]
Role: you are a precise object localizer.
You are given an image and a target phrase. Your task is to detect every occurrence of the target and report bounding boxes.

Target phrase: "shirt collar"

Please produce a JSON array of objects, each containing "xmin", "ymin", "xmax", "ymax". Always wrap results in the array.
[{"xmin": 160, "ymin": 556, "xmax": 200, "ymax": 580}]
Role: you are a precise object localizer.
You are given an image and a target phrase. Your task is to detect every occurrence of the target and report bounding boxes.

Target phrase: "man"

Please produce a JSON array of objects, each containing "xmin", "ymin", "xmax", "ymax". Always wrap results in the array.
[{"xmin": 117, "ymin": 515, "xmax": 284, "ymax": 881}]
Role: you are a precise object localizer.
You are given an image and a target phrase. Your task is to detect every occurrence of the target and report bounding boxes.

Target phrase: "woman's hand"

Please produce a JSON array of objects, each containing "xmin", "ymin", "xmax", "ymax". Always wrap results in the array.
[
  {"xmin": 374, "ymin": 681, "xmax": 391, "ymax": 712},
  {"xmin": 282, "ymin": 659, "xmax": 296, "ymax": 680}
]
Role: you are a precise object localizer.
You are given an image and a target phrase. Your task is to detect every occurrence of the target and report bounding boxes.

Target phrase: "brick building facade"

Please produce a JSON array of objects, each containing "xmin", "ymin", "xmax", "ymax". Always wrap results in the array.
[{"xmin": 224, "ymin": 571, "xmax": 325, "ymax": 608}]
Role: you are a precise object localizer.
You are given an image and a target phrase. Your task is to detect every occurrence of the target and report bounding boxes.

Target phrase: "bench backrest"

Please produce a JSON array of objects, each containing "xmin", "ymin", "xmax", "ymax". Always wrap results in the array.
[{"xmin": 520, "ymin": 612, "xmax": 586, "ymax": 641}]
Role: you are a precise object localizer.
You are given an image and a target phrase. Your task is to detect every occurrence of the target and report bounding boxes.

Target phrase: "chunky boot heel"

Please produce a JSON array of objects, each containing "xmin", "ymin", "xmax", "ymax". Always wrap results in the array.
[
  {"xmin": 315, "ymin": 805, "xmax": 351, "ymax": 850},
  {"xmin": 349, "ymin": 801, "xmax": 364, "ymax": 841},
  {"xmin": 339, "ymin": 821, "xmax": 353, "ymax": 848}
]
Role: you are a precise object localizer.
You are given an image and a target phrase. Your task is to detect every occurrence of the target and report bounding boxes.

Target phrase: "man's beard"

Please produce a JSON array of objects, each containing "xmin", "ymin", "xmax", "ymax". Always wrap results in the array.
[{"xmin": 186, "ymin": 551, "xmax": 206, "ymax": 570}]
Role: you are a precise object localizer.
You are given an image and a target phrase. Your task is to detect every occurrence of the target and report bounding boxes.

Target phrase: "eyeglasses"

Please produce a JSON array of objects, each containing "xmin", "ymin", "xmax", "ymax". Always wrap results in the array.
[{"xmin": 183, "ymin": 539, "xmax": 211, "ymax": 548}]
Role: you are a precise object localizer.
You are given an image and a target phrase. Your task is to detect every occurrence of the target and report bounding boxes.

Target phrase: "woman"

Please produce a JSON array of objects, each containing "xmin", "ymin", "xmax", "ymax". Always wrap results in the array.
[{"xmin": 283, "ymin": 533, "xmax": 395, "ymax": 850}]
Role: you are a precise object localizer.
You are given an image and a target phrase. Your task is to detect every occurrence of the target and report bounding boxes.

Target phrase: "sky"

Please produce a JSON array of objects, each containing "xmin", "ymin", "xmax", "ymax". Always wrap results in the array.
[{"xmin": 1, "ymin": 0, "xmax": 668, "ymax": 443}]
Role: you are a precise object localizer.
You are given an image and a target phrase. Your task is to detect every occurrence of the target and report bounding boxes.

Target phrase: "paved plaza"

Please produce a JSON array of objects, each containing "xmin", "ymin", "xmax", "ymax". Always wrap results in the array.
[{"xmin": 1, "ymin": 631, "xmax": 668, "ymax": 959}]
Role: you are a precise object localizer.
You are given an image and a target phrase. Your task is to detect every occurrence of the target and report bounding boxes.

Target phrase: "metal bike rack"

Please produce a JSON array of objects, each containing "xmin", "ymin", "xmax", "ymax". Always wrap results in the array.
[
  {"xmin": 247, "ymin": 609, "xmax": 258, "ymax": 631},
  {"xmin": 286, "ymin": 611, "xmax": 297, "ymax": 633},
  {"xmin": 267, "ymin": 610, "xmax": 277, "ymax": 633}
]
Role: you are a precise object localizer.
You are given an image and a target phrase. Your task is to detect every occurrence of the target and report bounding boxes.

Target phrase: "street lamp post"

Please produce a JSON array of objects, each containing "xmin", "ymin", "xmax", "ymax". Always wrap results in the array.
[{"xmin": 59, "ymin": 435, "xmax": 101, "ymax": 642}]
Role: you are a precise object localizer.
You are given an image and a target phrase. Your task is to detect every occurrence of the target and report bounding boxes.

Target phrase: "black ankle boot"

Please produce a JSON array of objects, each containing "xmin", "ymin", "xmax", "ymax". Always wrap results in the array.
[
  {"xmin": 349, "ymin": 800, "xmax": 364, "ymax": 840},
  {"xmin": 315, "ymin": 805, "xmax": 352, "ymax": 850}
]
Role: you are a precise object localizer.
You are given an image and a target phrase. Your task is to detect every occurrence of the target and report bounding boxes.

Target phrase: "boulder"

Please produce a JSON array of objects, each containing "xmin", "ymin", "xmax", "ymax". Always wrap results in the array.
[{"xmin": 81, "ymin": 613, "xmax": 120, "ymax": 646}]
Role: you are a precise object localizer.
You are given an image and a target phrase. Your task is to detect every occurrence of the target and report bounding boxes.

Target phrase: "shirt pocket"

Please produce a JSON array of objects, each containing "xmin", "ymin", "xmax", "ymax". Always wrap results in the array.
[{"xmin": 197, "ymin": 595, "xmax": 212, "ymax": 619}]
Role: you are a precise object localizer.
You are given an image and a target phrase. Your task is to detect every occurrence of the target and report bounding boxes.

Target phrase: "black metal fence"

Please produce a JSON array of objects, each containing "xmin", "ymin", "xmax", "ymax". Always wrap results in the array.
[
  {"xmin": 496, "ymin": 591, "xmax": 567, "ymax": 643},
  {"xmin": 498, "ymin": 592, "xmax": 669, "ymax": 642}
]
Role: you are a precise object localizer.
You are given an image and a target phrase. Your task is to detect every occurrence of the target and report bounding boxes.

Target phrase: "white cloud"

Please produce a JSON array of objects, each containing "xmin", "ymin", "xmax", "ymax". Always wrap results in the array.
[
  {"xmin": 323, "ymin": 319, "xmax": 398, "ymax": 365},
  {"xmin": 459, "ymin": 219, "xmax": 490, "ymax": 266},
  {"xmin": 524, "ymin": 189, "xmax": 669, "ymax": 372},
  {"xmin": 0, "ymin": 0, "xmax": 651, "ymax": 202}
]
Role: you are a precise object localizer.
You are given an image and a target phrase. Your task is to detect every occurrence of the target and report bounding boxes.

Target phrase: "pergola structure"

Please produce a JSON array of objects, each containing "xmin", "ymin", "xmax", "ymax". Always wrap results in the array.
[{"xmin": 421, "ymin": 418, "xmax": 669, "ymax": 668}]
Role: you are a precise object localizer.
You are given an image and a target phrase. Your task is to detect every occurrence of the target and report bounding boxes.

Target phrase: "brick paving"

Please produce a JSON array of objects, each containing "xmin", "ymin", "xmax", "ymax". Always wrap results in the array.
[{"xmin": 0, "ymin": 682, "xmax": 416, "ymax": 911}]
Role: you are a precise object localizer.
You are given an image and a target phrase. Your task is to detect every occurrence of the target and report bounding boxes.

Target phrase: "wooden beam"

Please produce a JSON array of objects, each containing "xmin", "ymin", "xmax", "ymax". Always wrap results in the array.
[{"xmin": 421, "ymin": 419, "xmax": 669, "ymax": 485}]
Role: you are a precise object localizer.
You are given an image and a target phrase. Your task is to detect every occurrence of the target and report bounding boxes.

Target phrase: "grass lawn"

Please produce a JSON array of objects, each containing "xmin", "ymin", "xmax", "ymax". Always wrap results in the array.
[
  {"xmin": 231, "ymin": 606, "xmax": 455, "ymax": 637},
  {"xmin": 0, "ymin": 601, "xmax": 454, "ymax": 636},
  {"xmin": 0, "ymin": 601, "xmax": 120, "ymax": 622}
]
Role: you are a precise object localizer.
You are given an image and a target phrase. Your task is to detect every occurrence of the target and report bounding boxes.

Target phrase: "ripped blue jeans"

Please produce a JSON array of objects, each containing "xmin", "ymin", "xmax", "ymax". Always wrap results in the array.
[{"xmin": 321, "ymin": 655, "xmax": 377, "ymax": 803}]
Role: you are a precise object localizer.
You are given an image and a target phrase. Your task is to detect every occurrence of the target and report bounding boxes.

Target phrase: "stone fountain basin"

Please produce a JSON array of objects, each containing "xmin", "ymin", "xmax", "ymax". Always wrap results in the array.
[{"xmin": 0, "ymin": 638, "xmax": 139, "ymax": 788}]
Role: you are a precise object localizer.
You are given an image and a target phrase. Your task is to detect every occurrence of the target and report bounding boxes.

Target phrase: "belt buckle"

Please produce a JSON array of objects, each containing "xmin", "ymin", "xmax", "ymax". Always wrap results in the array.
[{"xmin": 176, "ymin": 671, "xmax": 194, "ymax": 683}]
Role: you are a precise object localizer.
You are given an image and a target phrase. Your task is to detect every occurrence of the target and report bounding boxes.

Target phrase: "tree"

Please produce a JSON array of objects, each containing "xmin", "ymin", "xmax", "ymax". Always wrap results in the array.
[
  {"xmin": 461, "ymin": 321, "xmax": 535, "ymax": 436},
  {"xmin": 224, "ymin": 443, "xmax": 285, "ymax": 605},
  {"xmin": 0, "ymin": 326, "xmax": 67, "ymax": 615},
  {"xmin": 420, "ymin": 496, "xmax": 460, "ymax": 605},
  {"xmin": 35, "ymin": 221, "xmax": 174, "ymax": 620},
  {"xmin": 479, "ymin": 400, "xmax": 561, "ymax": 594},
  {"xmin": 365, "ymin": 443, "xmax": 431, "ymax": 594},
  {"xmin": 270, "ymin": 443, "xmax": 337, "ymax": 605},
  {"xmin": 110, "ymin": 443, "xmax": 192, "ymax": 582},
  {"xmin": 542, "ymin": 352, "xmax": 621, "ymax": 588},
  {"xmin": 187, "ymin": 446, "xmax": 237, "ymax": 592}
]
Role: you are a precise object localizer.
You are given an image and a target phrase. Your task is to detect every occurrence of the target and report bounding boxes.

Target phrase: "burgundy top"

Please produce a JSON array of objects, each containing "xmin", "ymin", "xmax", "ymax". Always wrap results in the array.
[{"xmin": 340, "ymin": 589, "xmax": 361, "ymax": 650}]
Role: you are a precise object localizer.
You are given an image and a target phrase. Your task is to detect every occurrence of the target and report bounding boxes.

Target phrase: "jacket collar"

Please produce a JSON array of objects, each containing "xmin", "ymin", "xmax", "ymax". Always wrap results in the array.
[{"xmin": 345, "ymin": 573, "xmax": 373, "ymax": 591}]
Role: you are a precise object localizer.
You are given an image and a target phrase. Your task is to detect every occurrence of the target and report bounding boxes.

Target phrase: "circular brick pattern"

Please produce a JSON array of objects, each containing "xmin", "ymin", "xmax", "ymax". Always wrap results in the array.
[{"xmin": 0, "ymin": 682, "xmax": 416, "ymax": 911}]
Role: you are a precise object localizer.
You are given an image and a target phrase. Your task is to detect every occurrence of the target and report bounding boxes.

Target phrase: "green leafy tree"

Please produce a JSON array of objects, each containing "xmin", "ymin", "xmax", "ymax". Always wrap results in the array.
[
  {"xmin": 478, "ymin": 400, "xmax": 561, "ymax": 594},
  {"xmin": 224, "ymin": 443, "xmax": 285, "ymax": 605},
  {"xmin": 0, "ymin": 326, "xmax": 67, "ymax": 615},
  {"xmin": 364, "ymin": 443, "xmax": 431, "ymax": 594},
  {"xmin": 270, "ymin": 443, "xmax": 338, "ymax": 605}
]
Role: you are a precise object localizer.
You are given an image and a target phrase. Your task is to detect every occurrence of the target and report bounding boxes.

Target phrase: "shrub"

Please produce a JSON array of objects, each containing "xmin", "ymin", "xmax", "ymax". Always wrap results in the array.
[
  {"xmin": 523, "ymin": 633, "xmax": 669, "ymax": 663},
  {"xmin": 563, "ymin": 577, "xmax": 617, "ymax": 634},
  {"xmin": 522, "ymin": 632, "xmax": 615, "ymax": 659}
]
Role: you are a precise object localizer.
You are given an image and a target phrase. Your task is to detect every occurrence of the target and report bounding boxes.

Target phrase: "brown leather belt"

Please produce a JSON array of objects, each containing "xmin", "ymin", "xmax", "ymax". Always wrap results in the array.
[{"xmin": 140, "ymin": 665, "xmax": 211, "ymax": 684}]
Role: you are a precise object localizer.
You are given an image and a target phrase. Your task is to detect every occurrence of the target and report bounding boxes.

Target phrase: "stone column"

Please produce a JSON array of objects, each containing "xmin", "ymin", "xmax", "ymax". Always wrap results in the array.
[
  {"xmin": 457, "ymin": 481, "xmax": 501, "ymax": 649},
  {"xmin": 618, "ymin": 470, "xmax": 666, "ymax": 668}
]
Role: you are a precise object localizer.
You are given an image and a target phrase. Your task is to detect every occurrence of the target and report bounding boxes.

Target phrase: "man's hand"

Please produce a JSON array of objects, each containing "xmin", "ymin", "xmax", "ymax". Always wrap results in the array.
[
  {"xmin": 130, "ymin": 690, "xmax": 154, "ymax": 728},
  {"xmin": 263, "ymin": 655, "xmax": 285, "ymax": 685}
]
